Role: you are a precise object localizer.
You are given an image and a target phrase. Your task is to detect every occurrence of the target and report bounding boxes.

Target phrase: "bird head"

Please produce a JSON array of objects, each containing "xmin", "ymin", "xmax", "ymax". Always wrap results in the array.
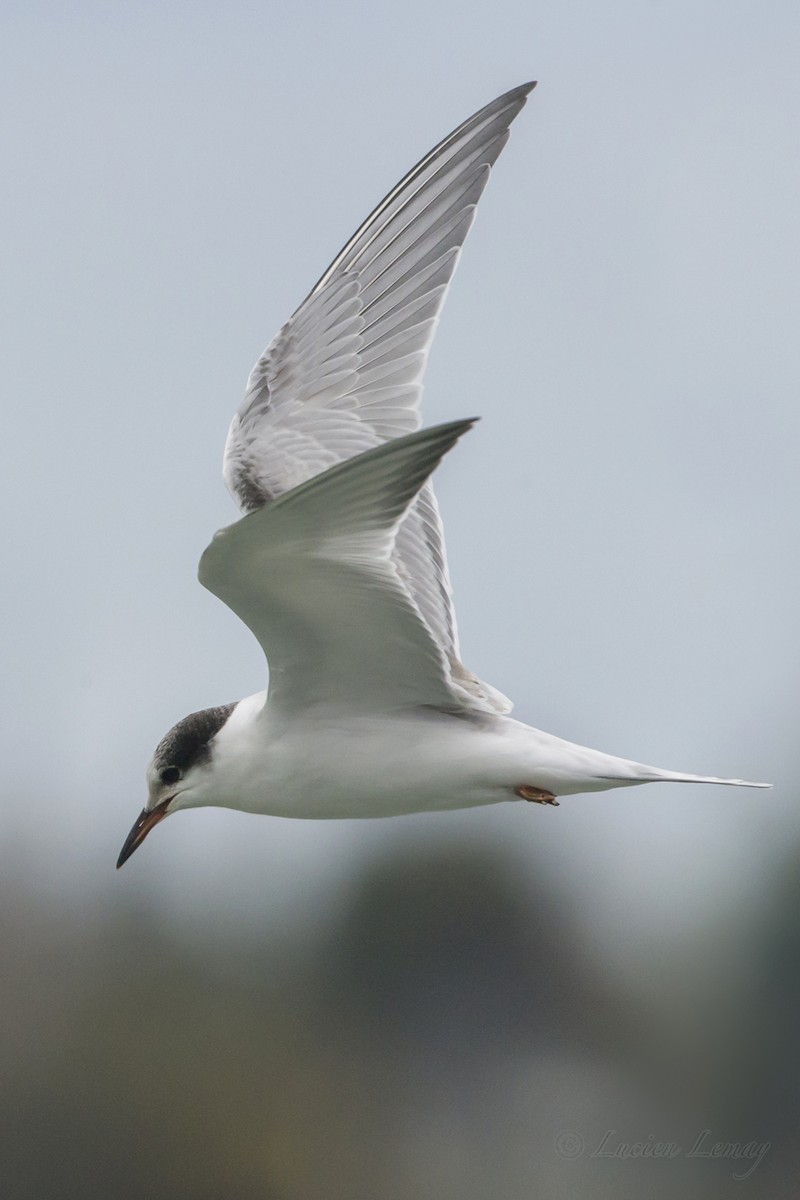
[{"xmin": 116, "ymin": 702, "xmax": 236, "ymax": 867}]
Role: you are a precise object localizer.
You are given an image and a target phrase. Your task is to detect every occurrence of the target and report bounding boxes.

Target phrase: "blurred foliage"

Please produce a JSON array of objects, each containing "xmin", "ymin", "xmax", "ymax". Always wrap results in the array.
[{"xmin": 1, "ymin": 838, "xmax": 797, "ymax": 1199}]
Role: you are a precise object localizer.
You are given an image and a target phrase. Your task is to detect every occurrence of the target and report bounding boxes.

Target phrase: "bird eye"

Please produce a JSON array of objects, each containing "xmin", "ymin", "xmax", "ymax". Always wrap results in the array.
[{"xmin": 160, "ymin": 766, "xmax": 181, "ymax": 785}]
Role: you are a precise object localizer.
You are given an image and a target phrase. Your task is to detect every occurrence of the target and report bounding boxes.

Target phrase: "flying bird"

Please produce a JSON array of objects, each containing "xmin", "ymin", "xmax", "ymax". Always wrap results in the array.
[{"xmin": 118, "ymin": 82, "xmax": 768, "ymax": 868}]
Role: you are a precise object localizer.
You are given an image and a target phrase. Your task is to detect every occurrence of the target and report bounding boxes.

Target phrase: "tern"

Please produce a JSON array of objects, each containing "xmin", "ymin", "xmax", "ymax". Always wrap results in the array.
[{"xmin": 118, "ymin": 82, "xmax": 768, "ymax": 869}]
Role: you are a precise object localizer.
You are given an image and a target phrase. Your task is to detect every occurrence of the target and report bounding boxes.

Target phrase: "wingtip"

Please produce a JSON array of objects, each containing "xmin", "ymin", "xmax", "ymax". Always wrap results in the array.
[
  {"xmin": 510, "ymin": 80, "xmax": 538, "ymax": 100},
  {"xmin": 444, "ymin": 416, "xmax": 480, "ymax": 439},
  {"xmin": 495, "ymin": 81, "xmax": 537, "ymax": 109},
  {"xmin": 434, "ymin": 416, "xmax": 479, "ymax": 432}
]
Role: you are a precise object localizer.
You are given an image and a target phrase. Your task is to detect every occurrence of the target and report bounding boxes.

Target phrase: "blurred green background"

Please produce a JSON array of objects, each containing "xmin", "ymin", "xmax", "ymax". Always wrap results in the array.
[
  {"xmin": 3, "ymin": 834, "xmax": 799, "ymax": 1198},
  {"xmin": 3, "ymin": 1, "xmax": 799, "ymax": 1196}
]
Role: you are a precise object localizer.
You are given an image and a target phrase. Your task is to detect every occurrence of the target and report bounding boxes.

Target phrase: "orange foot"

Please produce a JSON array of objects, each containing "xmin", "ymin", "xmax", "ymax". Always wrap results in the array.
[{"xmin": 516, "ymin": 785, "xmax": 560, "ymax": 806}]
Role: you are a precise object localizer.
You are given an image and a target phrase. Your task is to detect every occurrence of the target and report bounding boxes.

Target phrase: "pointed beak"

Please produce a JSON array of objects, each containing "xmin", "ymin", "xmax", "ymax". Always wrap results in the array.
[{"xmin": 116, "ymin": 798, "xmax": 171, "ymax": 869}]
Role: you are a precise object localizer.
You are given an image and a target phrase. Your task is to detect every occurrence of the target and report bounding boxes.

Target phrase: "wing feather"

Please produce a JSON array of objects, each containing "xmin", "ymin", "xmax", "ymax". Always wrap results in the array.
[
  {"xmin": 203, "ymin": 423, "xmax": 478, "ymax": 715},
  {"xmin": 222, "ymin": 84, "xmax": 534, "ymax": 712}
]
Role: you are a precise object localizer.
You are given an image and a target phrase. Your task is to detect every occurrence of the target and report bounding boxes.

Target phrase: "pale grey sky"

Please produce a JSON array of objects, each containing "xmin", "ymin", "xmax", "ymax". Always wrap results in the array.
[{"xmin": 3, "ymin": 1, "xmax": 798, "ymax": 946}]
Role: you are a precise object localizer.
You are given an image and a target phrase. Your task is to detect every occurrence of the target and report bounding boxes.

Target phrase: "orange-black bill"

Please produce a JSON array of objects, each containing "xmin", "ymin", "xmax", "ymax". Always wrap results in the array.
[{"xmin": 116, "ymin": 800, "xmax": 171, "ymax": 869}]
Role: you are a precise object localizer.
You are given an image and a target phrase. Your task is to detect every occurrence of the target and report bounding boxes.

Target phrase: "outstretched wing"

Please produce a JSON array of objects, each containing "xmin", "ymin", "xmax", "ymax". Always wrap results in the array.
[
  {"xmin": 202, "ymin": 422, "xmax": 477, "ymax": 716},
  {"xmin": 223, "ymin": 83, "xmax": 535, "ymax": 713}
]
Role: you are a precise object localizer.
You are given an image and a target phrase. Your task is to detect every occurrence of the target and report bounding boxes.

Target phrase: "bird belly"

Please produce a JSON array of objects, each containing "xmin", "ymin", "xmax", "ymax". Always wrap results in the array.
[{"xmin": 220, "ymin": 710, "xmax": 521, "ymax": 819}]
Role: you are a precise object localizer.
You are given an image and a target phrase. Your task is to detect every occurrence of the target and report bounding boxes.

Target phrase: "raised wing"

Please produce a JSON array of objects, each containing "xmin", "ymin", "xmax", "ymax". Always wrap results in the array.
[
  {"xmin": 223, "ymin": 83, "xmax": 535, "ymax": 713},
  {"xmin": 202, "ymin": 422, "xmax": 478, "ymax": 716}
]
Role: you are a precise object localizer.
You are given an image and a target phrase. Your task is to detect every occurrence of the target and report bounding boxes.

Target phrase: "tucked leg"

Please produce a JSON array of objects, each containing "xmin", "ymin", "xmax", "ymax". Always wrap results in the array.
[{"xmin": 516, "ymin": 785, "xmax": 560, "ymax": 806}]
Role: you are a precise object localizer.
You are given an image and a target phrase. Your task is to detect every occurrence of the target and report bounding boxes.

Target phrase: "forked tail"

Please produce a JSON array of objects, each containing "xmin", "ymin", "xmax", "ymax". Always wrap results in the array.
[{"xmin": 600, "ymin": 767, "xmax": 771, "ymax": 789}]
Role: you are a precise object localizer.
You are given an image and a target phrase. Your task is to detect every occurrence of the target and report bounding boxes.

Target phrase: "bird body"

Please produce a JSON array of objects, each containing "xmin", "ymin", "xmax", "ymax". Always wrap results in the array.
[
  {"xmin": 117, "ymin": 82, "xmax": 768, "ymax": 869},
  {"xmin": 183, "ymin": 697, "xmax": 763, "ymax": 822}
]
